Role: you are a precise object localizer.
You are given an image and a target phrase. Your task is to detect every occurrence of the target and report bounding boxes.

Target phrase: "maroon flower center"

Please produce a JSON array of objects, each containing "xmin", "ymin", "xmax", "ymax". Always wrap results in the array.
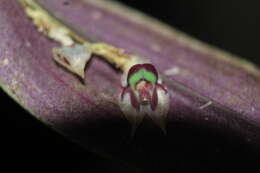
[{"xmin": 135, "ymin": 80, "xmax": 153, "ymax": 105}]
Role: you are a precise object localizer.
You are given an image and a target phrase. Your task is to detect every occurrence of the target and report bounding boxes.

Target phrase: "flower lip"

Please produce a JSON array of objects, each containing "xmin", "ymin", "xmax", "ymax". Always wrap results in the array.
[{"xmin": 135, "ymin": 79, "xmax": 153, "ymax": 105}]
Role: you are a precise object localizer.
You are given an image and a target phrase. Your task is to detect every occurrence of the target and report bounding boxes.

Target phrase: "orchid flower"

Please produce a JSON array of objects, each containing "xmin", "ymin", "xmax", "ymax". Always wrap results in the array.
[{"xmin": 119, "ymin": 64, "xmax": 170, "ymax": 135}]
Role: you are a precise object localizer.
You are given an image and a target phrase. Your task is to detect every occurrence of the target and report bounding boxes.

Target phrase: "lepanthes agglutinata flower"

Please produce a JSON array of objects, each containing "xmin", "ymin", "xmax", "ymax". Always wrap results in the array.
[{"xmin": 119, "ymin": 64, "xmax": 170, "ymax": 135}]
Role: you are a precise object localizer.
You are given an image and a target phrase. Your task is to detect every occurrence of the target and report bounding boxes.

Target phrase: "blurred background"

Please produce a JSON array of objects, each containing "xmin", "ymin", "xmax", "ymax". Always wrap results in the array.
[
  {"xmin": 1, "ymin": 0, "xmax": 259, "ymax": 172},
  {"xmin": 117, "ymin": 0, "xmax": 260, "ymax": 66}
]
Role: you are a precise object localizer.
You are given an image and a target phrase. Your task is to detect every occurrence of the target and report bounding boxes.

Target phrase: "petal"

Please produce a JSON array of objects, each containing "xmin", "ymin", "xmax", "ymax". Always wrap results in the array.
[
  {"xmin": 148, "ymin": 85, "xmax": 170, "ymax": 134},
  {"xmin": 119, "ymin": 91, "xmax": 144, "ymax": 136},
  {"xmin": 121, "ymin": 86, "xmax": 140, "ymax": 111},
  {"xmin": 151, "ymin": 87, "xmax": 158, "ymax": 111}
]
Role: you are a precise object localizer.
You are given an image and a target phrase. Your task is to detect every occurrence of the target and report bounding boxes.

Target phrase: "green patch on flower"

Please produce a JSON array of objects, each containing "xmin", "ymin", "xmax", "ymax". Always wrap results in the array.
[{"xmin": 129, "ymin": 69, "xmax": 156, "ymax": 88}]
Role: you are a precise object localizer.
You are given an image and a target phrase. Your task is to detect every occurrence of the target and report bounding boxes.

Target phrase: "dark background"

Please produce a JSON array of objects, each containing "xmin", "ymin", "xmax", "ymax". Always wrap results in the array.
[
  {"xmin": 118, "ymin": 0, "xmax": 260, "ymax": 66},
  {"xmin": 1, "ymin": 0, "xmax": 260, "ymax": 172}
]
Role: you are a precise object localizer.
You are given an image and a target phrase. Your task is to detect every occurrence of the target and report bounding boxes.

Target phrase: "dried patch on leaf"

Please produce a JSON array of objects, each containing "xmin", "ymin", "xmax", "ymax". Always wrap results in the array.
[
  {"xmin": 19, "ymin": 0, "xmax": 84, "ymax": 46},
  {"xmin": 90, "ymin": 43, "xmax": 131, "ymax": 71},
  {"xmin": 2, "ymin": 58, "xmax": 9, "ymax": 66},
  {"xmin": 20, "ymin": 0, "xmax": 149, "ymax": 78}
]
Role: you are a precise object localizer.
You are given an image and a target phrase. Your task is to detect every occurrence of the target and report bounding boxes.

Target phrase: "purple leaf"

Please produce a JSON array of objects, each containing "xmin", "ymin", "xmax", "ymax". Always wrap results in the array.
[{"xmin": 1, "ymin": 0, "xmax": 260, "ymax": 171}]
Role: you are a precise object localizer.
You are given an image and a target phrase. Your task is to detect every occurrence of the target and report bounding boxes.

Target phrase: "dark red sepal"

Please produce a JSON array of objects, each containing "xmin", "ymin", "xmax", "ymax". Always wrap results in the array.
[
  {"xmin": 121, "ymin": 86, "xmax": 140, "ymax": 111},
  {"xmin": 130, "ymin": 90, "xmax": 140, "ymax": 111},
  {"xmin": 151, "ymin": 87, "xmax": 158, "ymax": 111}
]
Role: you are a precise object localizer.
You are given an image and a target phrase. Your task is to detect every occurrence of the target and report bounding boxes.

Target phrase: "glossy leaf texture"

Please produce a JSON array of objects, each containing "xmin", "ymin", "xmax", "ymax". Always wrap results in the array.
[{"xmin": 1, "ymin": 0, "xmax": 260, "ymax": 172}]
